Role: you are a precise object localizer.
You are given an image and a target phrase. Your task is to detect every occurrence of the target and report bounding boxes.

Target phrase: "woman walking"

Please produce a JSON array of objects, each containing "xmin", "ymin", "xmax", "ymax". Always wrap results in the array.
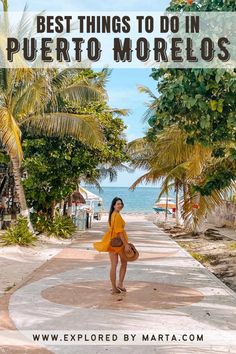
[{"xmin": 93, "ymin": 197, "xmax": 133, "ymax": 294}]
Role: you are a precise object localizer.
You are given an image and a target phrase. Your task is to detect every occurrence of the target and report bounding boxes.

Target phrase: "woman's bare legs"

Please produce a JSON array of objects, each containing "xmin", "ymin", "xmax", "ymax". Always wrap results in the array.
[
  {"xmin": 109, "ymin": 252, "xmax": 120, "ymax": 293},
  {"xmin": 117, "ymin": 252, "xmax": 127, "ymax": 290}
]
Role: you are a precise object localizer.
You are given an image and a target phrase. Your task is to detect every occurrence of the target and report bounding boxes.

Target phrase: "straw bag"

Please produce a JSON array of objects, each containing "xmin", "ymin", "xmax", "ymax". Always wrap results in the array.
[
  {"xmin": 120, "ymin": 242, "xmax": 139, "ymax": 262},
  {"xmin": 110, "ymin": 213, "xmax": 123, "ymax": 247}
]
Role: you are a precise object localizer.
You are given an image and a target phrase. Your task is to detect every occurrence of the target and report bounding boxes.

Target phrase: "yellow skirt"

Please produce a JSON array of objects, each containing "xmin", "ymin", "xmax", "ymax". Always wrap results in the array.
[{"xmin": 93, "ymin": 230, "xmax": 128, "ymax": 254}]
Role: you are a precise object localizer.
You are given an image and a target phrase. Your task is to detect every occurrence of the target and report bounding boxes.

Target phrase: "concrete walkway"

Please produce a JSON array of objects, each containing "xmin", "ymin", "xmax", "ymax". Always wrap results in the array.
[{"xmin": 1, "ymin": 214, "xmax": 236, "ymax": 353}]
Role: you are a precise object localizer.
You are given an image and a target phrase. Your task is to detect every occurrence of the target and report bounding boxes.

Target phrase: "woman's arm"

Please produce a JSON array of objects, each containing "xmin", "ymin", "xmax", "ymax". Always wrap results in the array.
[{"xmin": 117, "ymin": 232, "xmax": 132, "ymax": 253}]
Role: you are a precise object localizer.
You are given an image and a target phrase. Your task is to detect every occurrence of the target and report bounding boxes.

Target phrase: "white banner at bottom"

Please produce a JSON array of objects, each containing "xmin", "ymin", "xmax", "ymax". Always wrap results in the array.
[{"xmin": 0, "ymin": 330, "xmax": 236, "ymax": 346}]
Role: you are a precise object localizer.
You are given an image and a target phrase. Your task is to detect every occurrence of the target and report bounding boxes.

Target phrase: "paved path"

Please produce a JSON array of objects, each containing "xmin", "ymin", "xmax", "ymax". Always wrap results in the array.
[{"xmin": 1, "ymin": 215, "xmax": 236, "ymax": 353}]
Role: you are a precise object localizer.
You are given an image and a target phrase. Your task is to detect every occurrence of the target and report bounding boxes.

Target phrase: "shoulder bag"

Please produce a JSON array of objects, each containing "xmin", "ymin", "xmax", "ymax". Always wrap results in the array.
[{"xmin": 110, "ymin": 213, "xmax": 123, "ymax": 247}]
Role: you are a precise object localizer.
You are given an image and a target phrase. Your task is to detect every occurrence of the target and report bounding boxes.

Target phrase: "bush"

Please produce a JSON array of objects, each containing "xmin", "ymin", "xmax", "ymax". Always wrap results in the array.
[
  {"xmin": 47, "ymin": 213, "xmax": 76, "ymax": 239},
  {"xmin": 0, "ymin": 216, "xmax": 37, "ymax": 246},
  {"xmin": 190, "ymin": 252, "xmax": 218, "ymax": 264},
  {"xmin": 30, "ymin": 211, "xmax": 77, "ymax": 239},
  {"xmin": 31, "ymin": 212, "xmax": 50, "ymax": 234},
  {"xmin": 229, "ymin": 242, "xmax": 236, "ymax": 250}
]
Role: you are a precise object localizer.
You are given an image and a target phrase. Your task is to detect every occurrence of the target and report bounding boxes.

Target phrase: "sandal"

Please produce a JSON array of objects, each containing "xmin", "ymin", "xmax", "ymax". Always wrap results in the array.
[
  {"xmin": 110, "ymin": 287, "xmax": 121, "ymax": 294},
  {"xmin": 117, "ymin": 286, "xmax": 127, "ymax": 292}
]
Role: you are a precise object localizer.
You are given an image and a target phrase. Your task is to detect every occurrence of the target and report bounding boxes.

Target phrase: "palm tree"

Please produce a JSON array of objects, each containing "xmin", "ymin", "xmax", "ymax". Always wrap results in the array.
[
  {"xmin": 128, "ymin": 84, "xmax": 236, "ymax": 233},
  {"xmin": 0, "ymin": 66, "xmax": 108, "ymax": 222},
  {"xmin": 128, "ymin": 125, "xmax": 230, "ymax": 233},
  {"xmin": 0, "ymin": 2, "xmax": 109, "ymax": 227}
]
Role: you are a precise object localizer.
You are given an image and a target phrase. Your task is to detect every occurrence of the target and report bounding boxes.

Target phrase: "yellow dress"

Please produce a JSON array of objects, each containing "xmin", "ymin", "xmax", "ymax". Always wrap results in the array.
[{"xmin": 93, "ymin": 211, "xmax": 128, "ymax": 254}]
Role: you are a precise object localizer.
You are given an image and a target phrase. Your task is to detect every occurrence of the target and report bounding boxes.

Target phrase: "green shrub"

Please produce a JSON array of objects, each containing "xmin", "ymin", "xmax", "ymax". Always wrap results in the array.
[
  {"xmin": 31, "ymin": 212, "xmax": 50, "ymax": 234},
  {"xmin": 0, "ymin": 216, "xmax": 37, "ymax": 246},
  {"xmin": 229, "ymin": 242, "xmax": 236, "ymax": 250},
  {"xmin": 190, "ymin": 252, "xmax": 218, "ymax": 263},
  {"xmin": 47, "ymin": 213, "xmax": 76, "ymax": 239}
]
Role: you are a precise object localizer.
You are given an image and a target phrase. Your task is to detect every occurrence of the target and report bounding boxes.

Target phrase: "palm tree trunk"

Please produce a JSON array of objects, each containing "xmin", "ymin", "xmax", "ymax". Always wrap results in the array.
[
  {"xmin": 165, "ymin": 193, "xmax": 168, "ymax": 223},
  {"xmin": 11, "ymin": 157, "xmax": 27, "ymax": 210},
  {"xmin": 175, "ymin": 181, "xmax": 180, "ymax": 226},
  {"xmin": 183, "ymin": 181, "xmax": 188, "ymax": 203},
  {"xmin": 11, "ymin": 156, "xmax": 34, "ymax": 232},
  {"xmin": 192, "ymin": 193, "xmax": 201, "ymax": 236},
  {"xmin": 1, "ymin": 0, "xmax": 8, "ymax": 11},
  {"xmin": 183, "ymin": 181, "xmax": 190, "ymax": 229}
]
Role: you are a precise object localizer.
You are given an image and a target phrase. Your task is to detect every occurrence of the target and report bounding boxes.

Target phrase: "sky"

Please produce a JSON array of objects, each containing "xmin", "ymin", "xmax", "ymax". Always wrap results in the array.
[
  {"xmin": 8, "ymin": 0, "xmax": 170, "ymax": 187},
  {"xmin": 8, "ymin": 0, "xmax": 170, "ymax": 12},
  {"xmin": 105, "ymin": 68, "xmax": 157, "ymax": 187}
]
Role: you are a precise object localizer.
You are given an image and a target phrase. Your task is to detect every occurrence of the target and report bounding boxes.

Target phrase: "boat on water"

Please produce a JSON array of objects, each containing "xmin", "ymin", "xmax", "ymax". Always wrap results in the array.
[{"xmin": 153, "ymin": 197, "xmax": 176, "ymax": 214}]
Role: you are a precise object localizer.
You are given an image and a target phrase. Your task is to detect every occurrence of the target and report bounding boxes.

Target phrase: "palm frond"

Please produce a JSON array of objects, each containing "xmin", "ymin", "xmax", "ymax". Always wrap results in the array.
[
  {"xmin": 0, "ymin": 107, "xmax": 23, "ymax": 161},
  {"xmin": 52, "ymin": 68, "xmax": 85, "ymax": 90},
  {"xmin": 94, "ymin": 67, "xmax": 112, "ymax": 88},
  {"xmin": 59, "ymin": 82, "xmax": 106, "ymax": 105},
  {"xmin": 137, "ymin": 85, "xmax": 158, "ymax": 100},
  {"xmin": 98, "ymin": 166, "xmax": 118, "ymax": 182},
  {"xmin": 129, "ymin": 167, "xmax": 168, "ymax": 190},
  {"xmin": 23, "ymin": 113, "xmax": 104, "ymax": 147},
  {"xmin": 181, "ymin": 188, "xmax": 230, "ymax": 230},
  {"xmin": 157, "ymin": 180, "xmax": 176, "ymax": 201},
  {"xmin": 13, "ymin": 74, "xmax": 51, "ymax": 118},
  {"xmin": 104, "ymin": 108, "xmax": 130, "ymax": 116}
]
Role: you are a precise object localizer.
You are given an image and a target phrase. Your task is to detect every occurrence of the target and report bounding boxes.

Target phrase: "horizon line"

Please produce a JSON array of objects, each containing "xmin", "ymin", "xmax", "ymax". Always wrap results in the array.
[{"xmin": 84, "ymin": 185, "xmax": 161, "ymax": 188}]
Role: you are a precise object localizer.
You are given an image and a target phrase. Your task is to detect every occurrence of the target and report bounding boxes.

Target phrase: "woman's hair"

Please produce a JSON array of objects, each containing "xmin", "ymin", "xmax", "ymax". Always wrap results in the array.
[{"xmin": 108, "ymin": 197, "xmax": 124, "ymax": 225}]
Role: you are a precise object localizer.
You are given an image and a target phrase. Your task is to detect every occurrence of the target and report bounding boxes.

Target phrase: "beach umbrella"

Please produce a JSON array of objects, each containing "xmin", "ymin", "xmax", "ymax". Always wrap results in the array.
[{"xmin": 156, "ymin": 202, "xmax": 176, "ymax": 209}]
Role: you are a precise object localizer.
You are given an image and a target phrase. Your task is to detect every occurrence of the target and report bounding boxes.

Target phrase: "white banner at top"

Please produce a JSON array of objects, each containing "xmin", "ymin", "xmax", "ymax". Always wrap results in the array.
[{"xmin": 0, "ymin": 11, "xmax": 235, "ymax": 68}]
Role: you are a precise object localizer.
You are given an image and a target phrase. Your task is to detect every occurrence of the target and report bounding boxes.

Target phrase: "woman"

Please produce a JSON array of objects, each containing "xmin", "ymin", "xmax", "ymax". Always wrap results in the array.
[{"xmin": 93, "ymin": 197, "xmax": 132, "ymax": 294}]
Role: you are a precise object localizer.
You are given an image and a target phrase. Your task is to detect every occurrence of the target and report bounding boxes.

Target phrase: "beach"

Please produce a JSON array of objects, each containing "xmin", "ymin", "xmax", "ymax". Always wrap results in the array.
[{"xmin": 85, "ymin": 186, "xmax": 175, "ymax": 213}]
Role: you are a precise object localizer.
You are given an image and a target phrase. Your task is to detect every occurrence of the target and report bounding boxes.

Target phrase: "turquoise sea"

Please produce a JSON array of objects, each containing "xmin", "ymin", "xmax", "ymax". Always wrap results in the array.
[{"xmin": 85, "ymin": 186, "xmax": 175, "ymax": 213}]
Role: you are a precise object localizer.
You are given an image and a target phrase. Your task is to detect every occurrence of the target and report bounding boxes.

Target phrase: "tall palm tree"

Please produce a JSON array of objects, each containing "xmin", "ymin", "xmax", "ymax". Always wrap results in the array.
[
  {"xmin": 128, "ymin": 125, "xmax": 230, "ymax": 233},
  {"xmin": 1, "ymin": 68, "xmax": 105, "ymax": 213},
  {"xmin": 0, "ymin": 2, "xmax": 108, "ymax": 226}
]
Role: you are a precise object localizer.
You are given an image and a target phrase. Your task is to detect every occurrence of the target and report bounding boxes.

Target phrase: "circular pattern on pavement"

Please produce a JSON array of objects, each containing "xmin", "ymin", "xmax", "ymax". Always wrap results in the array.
[{"xmin": 42, "ymin": 280, "xmax": 204, "ymax": 310}]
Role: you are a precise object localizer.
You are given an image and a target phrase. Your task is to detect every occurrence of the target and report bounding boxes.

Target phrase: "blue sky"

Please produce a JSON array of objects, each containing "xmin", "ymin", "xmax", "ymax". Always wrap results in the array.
[
  {"xmin": 105, "ymin": 68, "xmax": 157, "ymax": 187},
  {"xmin": 8, "ymin": 0, "xmax": 170, "ymax": 12},
  {"xmin": 8, "ymin": 0, "xmax": 170, "ymax": 187}
]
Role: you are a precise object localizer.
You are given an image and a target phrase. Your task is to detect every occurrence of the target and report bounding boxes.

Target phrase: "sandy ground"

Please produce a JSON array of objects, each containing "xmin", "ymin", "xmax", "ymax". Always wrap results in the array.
[
  {"xmin": 154, "ymin": 217, "xmax": 236, "ymax": 293},
  {"xmin": 0, "ymin": 232, "xmax": 73, "ymax": 296}
]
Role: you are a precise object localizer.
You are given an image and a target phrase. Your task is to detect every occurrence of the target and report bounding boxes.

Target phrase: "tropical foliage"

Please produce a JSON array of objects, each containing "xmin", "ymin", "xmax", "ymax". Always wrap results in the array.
[
  {"xmin": 46, "ymin": 212, "xmax": 77, "ymax": 239},
  {"xmin": 128, "ymin": 125, "xmax": 230, "ymax": 231},
  {"xmin": 146, "ymin": 0, "xmax": 236, "ymax": 195},
  {"xmin": 0, "ymin": 63, "xmax": 107, "ymax": 212},
  {"xmin": 22, "ymin": 100, "xmax": 129, "ymax": 214},
  {"xmin": 29, "ymin": 212, "xmax": 76, "ymax": 238},
  {"xmin": 128, "ymin": 0, "xmax": 236, "ymax": 232},
  {"xmin": 0, "ymin": 216, "xmax": 37, "ymax": 246}
]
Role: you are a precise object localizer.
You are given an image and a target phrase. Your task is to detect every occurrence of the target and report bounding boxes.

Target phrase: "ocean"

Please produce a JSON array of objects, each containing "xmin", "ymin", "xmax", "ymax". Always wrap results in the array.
[{"xmin": 85, "ymin": 186, "xmax": 175, "ymax": 213}]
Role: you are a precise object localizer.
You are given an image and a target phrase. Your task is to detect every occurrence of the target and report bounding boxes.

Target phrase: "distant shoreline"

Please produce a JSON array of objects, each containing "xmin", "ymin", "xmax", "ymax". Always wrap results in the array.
[
  {"xmin": 101, "ymin": 211, "xmax": 155, "ymax": 215},
  {"xmin": 84, "ymin": 185, "xmax": 162, "ymax": 189}
]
